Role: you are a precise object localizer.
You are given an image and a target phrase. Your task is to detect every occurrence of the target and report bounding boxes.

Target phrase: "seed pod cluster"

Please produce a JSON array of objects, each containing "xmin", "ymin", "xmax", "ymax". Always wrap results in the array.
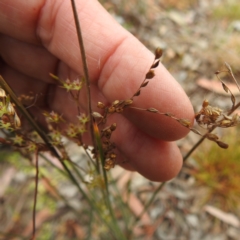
[
  {"xmin": 132, "ymin": 48, "xmax": 163, "ymax": 98},
  {"xmin": 0, "ymin": 88, "xmax": 21, "ymax": 130},
  {"xmin": 100, "ymin": 123, "xmax": 117, "ymax": 170},
  {"xmin": 191, "ymin": 65, "xmax": 240, "ymax": 149},
  {"xmin": 195, "ymin": 99, "xmax": 240, "ymax": 130}
]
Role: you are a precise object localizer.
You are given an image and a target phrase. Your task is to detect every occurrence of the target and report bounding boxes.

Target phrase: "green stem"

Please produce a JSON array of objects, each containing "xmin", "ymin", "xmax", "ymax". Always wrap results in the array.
[
  {"xmin": 94, "ymin": 124, "xmax": 126, "ymax": 239},
  {"xmin": 70, "ymin": 0, "xmax": 96, "ymax": 150},
  {"xmin": 30, "ymin": 151, "xmax": 39, "ymax": 240},
  {"xmin": 135, "ymin": 182, "xmax": 165, "ymax": 223}
]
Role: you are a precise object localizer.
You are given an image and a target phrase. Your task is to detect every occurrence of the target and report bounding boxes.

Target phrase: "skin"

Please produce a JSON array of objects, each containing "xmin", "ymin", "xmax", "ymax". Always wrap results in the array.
[{"xmin": 0, "ymin": 0, "xmax": 194, "ymax": 182}]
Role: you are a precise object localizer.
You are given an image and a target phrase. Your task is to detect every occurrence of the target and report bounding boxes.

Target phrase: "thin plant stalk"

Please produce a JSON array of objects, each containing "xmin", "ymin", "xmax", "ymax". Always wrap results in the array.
[
  {"xmin": 94, "ymin": 123, "xmax": 126, "ymax": 239},
  {"xmin": 30, "ymin": 150, "xmax": 39, "ymax": 240},
  {"xmin": 70, "ymin": 1, "xmax": 127, "ymax": 238},
  {"xmin": 70, "ymin": 0, "xmax": 96, "ymax": 152},
  {"xmin": 86, "ymin": 208, "xmax": 94, "ymax": 240},
  {"xmin": 109, "ymin": 174, "xmax": 133, "ymax": 231},
  {"xmin": 130, "ymin": 182, "xmax": 166, "ymax": 230}
]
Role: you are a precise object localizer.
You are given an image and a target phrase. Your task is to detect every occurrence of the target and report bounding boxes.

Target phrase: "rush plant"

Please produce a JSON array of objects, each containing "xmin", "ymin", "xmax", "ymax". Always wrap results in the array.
[{"xmin": 0, "ymin": 0, "xmax": 240, "ymax": 239}]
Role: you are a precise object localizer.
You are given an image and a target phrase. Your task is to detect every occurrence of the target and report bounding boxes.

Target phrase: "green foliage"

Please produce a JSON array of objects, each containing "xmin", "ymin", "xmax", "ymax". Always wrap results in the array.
[
  {"xmin": 213, "ymin": 0, "xmax": 240, "ymax": 21},
  {"xmin": 193, "ymin": 127, "xmax": 240, "ymax": 211}
]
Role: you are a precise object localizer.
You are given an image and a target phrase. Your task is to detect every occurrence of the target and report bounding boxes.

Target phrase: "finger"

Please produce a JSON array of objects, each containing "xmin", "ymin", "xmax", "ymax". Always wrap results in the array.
[
  {"xmin": 0, "ymin": 0, "xmax": 194, "ymax": 141},
  {"xmin": 0, "ymin": 64, "xmax": 49, "ymax": 107},
  {"xmin": 1, "ymin": 63, "xmax": 182, "ymax": 182},
  {"xmin": 0, "ymin": 0, "xmax": 44, "ymax": 44},
  {"xmin": 37, "ymin": 0, "xmax": 194, "ymax": 140},
  {"xmin": 0, "ymin": 64, "xmax": 52, "ymax": 127},
  {"xmin": 0, "ymin": 32, "xmax": 193, "ymax": 142},
  {"xmin": 0, "ymin": 34, "xmax": 58, "ymax": 83},
  {"xmin": 106, "ymin": 114, "xmax": 183, "ymax": 182}
]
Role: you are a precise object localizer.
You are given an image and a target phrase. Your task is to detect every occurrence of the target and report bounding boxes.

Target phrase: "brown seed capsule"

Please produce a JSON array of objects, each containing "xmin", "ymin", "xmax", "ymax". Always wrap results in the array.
[
  {"xmin": 178, "ymin": 118, "xmax": 191, "ymax": 128},
  {"xmin": 102, "ymin": 126, "xmax": 110, "ymax": 132},
  {"xmin": 141, "ymin": 81, "xmax": 149, "ymax": 88},
  {"xmin": 110, "ymin": 153, "xmax": 117, "ymax": 159},
  {"xmin": 216, "ymin": 141, "xmax": 228, "ymax": 149},
  {"xmin": 97, "ymin": 102, "xmax": 105, "ymax": 109},
  {"xmin": 108, "ymin": 106, "xmax": 115, "ymax": 113},
  {"xmin": 104, "ymin": 158, "xmax": 115, "ymax": 170},
  {"xmin": 110, "ymin": 123, "xmax": 117, "ymax": 131},
  {"xmin": 220, "ymin": 120, "xmax": 232, "ymax": 127},
  {"xmin": 151, "ymin": 60, "xmax": 160, "ymax": 69},
  {"xmin": 202, "ymin": 100, "xmax": 209, "ymax": 108},
  {"xmin": 124, "ymin": 99, "xmax": 133, "ymax": 106},
  {"xmin": 104, "ymin": 164, "xmax": 111, "ymax": 170},
  {"xmin": 105, "ymin": 158, "xmax": 112, "ymax": 164},
  {"xmin": 133, "ymin": 90, "xmax": 141, "ymax": 97},
  {"xmin": 206, "ymin": 133, "xmax": 219, "ymax": 141},
  {"xmin": 104, "ymin": 129, "xmax": 112, "ymax": 139},
  {"xmin": 146, "ymin": 70, "xmax": 155, "ymax": 79},
  {"xmin": 82, "ymin": 144, "xmax": 88, "ymax": 149},
  {"xmin": 112, "ymin": 100, "xmax": 120, "ymax": 107},
  {"xmin": 221, "ymin": 82, "xmax": 229, "ymax": 93},
  {"xmin": 155, "ymin": 48, "xmax": 163, "ymax": 59}
]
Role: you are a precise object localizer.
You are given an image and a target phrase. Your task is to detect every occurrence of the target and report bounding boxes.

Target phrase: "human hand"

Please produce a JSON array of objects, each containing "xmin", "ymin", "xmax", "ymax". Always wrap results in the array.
[{"xmin": 0, "ymin": 0, "xmax": 194, "ymax": 181}]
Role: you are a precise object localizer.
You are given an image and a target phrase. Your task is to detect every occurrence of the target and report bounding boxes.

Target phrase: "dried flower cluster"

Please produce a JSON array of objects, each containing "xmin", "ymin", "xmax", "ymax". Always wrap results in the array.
[
  {"xmin": 0, "ymin": 87, "xmax": 20, "ymax": 131},
  {"xmin": 190, "ymin": 64, "xmax": 240, "ymax": 148},
  {"xmin": 47, "ymin": 75, "xmax": 89, "ymax": 148},
  {"xmin": 195, "ymin": 100, "xmax": 240, "ymax": 129},
  {"xmin": 0, "ymin": 85, "xmax": 46, "ymax": 153}
]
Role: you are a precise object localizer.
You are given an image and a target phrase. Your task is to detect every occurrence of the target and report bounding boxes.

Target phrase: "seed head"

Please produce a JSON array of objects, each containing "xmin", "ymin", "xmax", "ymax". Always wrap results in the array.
[
  {"xmin": 110, "ymin": 123, "xmax": 117, "ymax": 131},
  {"xmin": 0, "ymin": 88, "xmax": 6, "ymax": 98},
  {"xmin": 13, "ymin": 112, "xmax": 21, "ymax": 128},
  {"xmin": 97, "ymin": 102, "xmax": 105, "ymax": 109},
  {"xmin": 108, "ymin": 106, "xmax": 115, "ymax": 113},
  {"xmin": 155, "ymin": 48, "xmax": 163, "ymax": 59},
  {"xmin": 124, "ymin": 99, "xmax": 133, "ymax": 106},
  {"xmin": 146, "ymin": 70, "xmax": 155, "ymax": 79},
  {"xmin": 202, "ymin": 100, "xmax": 209, "ymax": 108},
  {"xmin": 92, "ymin": 112, "xmax": 103, "ymax": 119},
  {"xmin": 112, "ymin": 100, "xmax": 120, "ymax": 107}
]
